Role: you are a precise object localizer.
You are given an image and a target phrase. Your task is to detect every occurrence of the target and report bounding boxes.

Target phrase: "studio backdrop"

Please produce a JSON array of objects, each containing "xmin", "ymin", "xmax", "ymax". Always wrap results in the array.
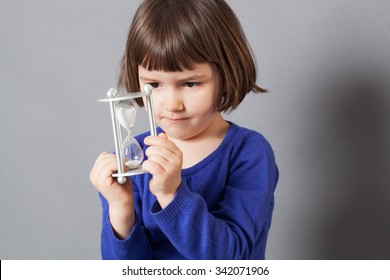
[{"xmin": 1, "ymin": 0, "xmax": 389, "ymax": 259}]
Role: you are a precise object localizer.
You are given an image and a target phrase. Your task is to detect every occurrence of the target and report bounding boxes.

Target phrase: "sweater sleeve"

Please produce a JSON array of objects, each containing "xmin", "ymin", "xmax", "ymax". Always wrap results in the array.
[
  {"xmin": 150, "ymin": 133, "xmax": 278, "ymax": 259},
  {"xmin": 99, "ymin": 185, "xmax": 153, "ymax": 260}
]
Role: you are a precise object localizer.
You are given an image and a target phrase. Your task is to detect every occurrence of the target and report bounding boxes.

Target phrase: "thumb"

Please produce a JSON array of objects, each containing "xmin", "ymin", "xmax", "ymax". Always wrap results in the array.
[{"xmin": 158, "ymin": 132, "xmax": 167, "ymax": 138}]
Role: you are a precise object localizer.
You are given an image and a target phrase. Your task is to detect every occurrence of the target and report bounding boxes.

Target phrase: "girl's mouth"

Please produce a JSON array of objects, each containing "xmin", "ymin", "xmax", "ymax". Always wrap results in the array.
[{"xmin": 165, "ymin": 117, "xmax": 189, "ymax": 124}]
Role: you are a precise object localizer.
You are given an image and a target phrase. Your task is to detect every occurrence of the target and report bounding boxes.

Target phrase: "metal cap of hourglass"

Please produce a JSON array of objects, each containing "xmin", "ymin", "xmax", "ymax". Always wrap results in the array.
[{"xmin": 97, "ymin": 84, "xmax": 157, "ymax": 184}]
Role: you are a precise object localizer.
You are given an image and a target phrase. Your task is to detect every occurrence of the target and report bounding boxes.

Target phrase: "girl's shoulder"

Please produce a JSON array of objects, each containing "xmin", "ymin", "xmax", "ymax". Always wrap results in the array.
[{"xmin": 224, "ymin": 122, "xmax": 274, "ymax": 153}]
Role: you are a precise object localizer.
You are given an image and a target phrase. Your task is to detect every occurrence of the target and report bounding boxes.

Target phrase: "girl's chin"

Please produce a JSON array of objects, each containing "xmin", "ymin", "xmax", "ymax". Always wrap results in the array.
[{"xmin": 160, "ymin": 126, "xmax": 196, "ymax": 140}]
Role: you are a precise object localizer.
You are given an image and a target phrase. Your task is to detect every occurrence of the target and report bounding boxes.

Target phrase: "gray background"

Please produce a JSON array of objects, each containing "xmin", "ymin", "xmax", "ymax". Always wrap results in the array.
[{"xmin": 1, "ymin": 0, "xmax": 389, "ymax": 259}]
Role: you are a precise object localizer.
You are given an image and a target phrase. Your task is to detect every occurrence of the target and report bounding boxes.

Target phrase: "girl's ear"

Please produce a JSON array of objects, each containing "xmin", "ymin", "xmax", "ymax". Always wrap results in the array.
[{"xmin": 218, "ymin": 92, "xmax": 227, "ymax": 112}]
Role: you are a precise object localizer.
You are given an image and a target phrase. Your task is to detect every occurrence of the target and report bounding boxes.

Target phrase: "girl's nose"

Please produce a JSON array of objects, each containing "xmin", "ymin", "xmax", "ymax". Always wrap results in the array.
[{"xmin": 165, "ymin": 89, "xmax": 184, "ymax": 112}]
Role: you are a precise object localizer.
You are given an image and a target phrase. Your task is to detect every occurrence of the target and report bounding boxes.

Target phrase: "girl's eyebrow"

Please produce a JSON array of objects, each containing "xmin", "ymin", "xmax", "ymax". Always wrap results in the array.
[
  {"xmin": 139, "ymin": 74, "xmax": 206, "ymax": 82},
  {"xmin": 178, "ymin": 74, "xmax": 206, "ymax": 81}
]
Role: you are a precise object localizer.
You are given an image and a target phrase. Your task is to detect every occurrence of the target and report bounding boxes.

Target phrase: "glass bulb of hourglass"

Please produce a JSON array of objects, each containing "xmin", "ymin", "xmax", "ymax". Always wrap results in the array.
[
  {"xmin": 122, "ymin": 135, "xmax": 144, "ymax": 169},
  {"xmin": 116, "ymin": 101, "xmax": 144, "ymax": 170}
]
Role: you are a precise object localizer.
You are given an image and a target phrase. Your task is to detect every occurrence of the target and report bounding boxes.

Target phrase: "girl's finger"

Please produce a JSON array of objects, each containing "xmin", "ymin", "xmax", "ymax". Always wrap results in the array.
[
  {"xmin": 142, "ymin": 159, "xmax": 166, "ymax": 176},
  {"xmin": 90, "ymin": 152, "xmax": 118, "ymax": 187},
  {"xmin": 144, "ymin": 135, "xmax": 181, "ymax": 155}
]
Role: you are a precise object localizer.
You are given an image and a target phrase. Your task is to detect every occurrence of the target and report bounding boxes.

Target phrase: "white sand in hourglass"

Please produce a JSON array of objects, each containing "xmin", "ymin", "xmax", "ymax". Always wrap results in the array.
[
  {"xmin": 117, "ymin": 105, "xmax": 136, "ymax": 132},
  {"xmin": 124, "ymin": 159, "xmax": 143, "ymax": 169}
]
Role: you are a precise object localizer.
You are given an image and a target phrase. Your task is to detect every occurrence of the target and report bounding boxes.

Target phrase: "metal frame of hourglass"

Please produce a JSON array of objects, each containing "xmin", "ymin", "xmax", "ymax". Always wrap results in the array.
[{"xmin": 97, "ymin": 84, "xmax": 157, "ymax": 184}]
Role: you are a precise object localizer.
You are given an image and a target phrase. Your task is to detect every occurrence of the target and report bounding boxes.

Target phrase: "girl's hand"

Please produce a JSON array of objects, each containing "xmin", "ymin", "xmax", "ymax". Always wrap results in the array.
[
  {"xmin": 143, "ymin": 133, "xmax": 183, "ymax": 208},
  {"xmin": 90, "ymin": 152, "xmax": 133, "ymax": 208},
  {"xmin": 90, "ymin": 152, "xmax": 135, "ymax": 239}
]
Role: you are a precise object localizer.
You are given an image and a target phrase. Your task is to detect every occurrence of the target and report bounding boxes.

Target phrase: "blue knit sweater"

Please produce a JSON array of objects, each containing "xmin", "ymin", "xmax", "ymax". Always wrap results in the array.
[{"xmin": 99, "ymin": 122, "xmax": 278, "ymax": 259}]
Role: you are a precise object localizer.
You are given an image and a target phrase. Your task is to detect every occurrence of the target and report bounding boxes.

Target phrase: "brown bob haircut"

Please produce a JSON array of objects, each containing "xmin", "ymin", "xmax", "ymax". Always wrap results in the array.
[{"xmin": 118, "ymin": 0, "xmax": 266, "ymax": 112}]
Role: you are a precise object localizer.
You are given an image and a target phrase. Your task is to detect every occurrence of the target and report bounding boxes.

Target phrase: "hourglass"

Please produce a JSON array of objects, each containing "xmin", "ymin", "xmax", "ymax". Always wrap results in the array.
[{"xmin": 97, "ymin": 84, "xmax": 157, "ymax": 184}]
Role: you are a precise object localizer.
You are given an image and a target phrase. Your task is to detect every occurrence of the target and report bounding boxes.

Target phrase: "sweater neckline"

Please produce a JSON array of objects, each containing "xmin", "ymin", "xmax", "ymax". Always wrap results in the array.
[{"xmin": 178, "ymin": 121, "xmax": 238, "ymax": 176}]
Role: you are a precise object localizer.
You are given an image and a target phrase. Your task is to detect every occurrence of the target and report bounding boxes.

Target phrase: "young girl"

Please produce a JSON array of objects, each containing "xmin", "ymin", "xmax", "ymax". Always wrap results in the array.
[{"xmin": 90, "ymin": 0, "xmax": 278, "ymax": 260}]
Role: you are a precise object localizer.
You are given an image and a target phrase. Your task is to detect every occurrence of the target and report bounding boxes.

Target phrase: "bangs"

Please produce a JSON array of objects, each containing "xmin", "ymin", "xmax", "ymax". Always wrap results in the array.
[
  {"xmin": 129, "ymin": 1, "xmax": 209, "ymax": 72},
  {"xmin": 139, "ymin": 30, "xmax": 206, "ymax": 71}
]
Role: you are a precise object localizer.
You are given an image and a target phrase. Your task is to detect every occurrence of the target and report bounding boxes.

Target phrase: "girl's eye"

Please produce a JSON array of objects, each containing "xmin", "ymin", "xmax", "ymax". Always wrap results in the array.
[
  {"xmin": 183, "ymin": 82, "xmax": 199, "ymax": 88},
  {"xmin": 148, "ymin": 83, "xmax": 160, "ymax": 88}
]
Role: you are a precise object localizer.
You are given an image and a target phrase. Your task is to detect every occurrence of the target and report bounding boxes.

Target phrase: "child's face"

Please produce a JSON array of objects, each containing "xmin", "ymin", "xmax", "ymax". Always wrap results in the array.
[{"xmin": 138, "ymin": 62, "xmax": 224, "ymax": 140}]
